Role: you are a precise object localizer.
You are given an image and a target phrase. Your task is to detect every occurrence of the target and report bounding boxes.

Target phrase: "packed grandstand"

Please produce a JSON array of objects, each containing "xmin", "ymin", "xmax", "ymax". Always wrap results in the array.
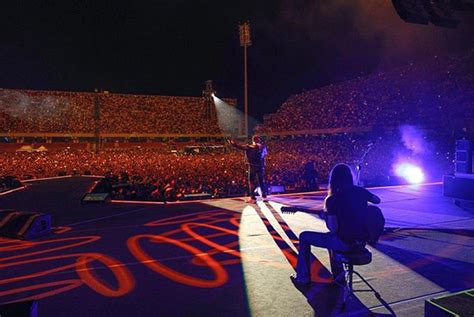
[
  {"xmin": 0, "ymin": 90, "xmax": 233, "ymax": 135},
  {"xmin": 1, "ymin": 49, "xmax": 473, "ymax": 200}
]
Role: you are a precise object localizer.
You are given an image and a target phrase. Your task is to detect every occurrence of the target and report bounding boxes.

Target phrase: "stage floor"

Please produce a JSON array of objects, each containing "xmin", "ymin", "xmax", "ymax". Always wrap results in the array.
[{"xmin": 0, "ymin": 177, "xmax": 473, "ymax": 316}]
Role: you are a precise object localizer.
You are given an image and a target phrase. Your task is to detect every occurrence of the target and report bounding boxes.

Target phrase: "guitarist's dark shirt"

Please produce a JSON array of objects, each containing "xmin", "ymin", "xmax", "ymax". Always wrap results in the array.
[{"xmin": 325, "ymin": 186, "xmax": 375, "ymax": 243}]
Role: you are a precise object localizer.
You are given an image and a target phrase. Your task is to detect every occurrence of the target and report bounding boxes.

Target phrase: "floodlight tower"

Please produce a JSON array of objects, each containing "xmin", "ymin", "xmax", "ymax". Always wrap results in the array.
[
  {"xmin": 239, "ymin": 21, "xmax": 252, "ymax": 139},
  {"xmin": 202, "ymin": 80, "xmax": 216, "ymax": 120}
]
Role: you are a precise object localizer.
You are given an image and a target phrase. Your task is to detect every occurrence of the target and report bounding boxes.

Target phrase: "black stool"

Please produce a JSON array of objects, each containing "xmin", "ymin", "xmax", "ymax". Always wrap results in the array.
[{"xmin": 333, "ymin": 247, "xmax": 381, "ymax": 310}]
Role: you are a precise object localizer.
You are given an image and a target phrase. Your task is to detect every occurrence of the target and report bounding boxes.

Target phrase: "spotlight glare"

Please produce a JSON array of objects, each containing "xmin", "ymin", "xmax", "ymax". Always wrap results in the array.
[{"xmin": 394, "ymin": 163, "xmax": 425, "ymax": 184}]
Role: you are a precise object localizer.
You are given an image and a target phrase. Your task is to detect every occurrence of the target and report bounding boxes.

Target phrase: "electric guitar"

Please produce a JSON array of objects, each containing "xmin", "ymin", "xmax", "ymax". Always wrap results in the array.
[{"xmin": 282, "ymin": 205, "xmax": 385, "ymax": 245}]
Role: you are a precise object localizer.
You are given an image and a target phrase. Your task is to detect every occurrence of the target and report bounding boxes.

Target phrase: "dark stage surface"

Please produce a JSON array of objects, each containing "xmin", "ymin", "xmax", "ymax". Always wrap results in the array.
[{"xmin": 0, "ymin": 177, "xmax": 473, "ymax": 316}]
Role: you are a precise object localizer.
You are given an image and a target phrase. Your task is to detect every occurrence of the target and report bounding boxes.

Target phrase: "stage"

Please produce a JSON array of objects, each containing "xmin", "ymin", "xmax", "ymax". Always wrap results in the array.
[{"xmin": 0, "ymin": 177, "xmax": 473, "ymax": 316}]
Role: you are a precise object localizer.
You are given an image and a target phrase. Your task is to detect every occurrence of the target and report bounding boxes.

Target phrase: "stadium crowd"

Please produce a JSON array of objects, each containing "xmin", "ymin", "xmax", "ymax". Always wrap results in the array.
[
  {"xmin": 255, "ymin": 50, "xmax": 474, "ymax": 133},
  {"xmin": 99, "ymin": 94, "xmax": 221, "ymax": 134},
  {"xmin": 0, "ymin": 89, "xmax": 94, "ymax": 133},
  {"xmin": 0, "ymin": 89, "xmax": 224, "ymax": 134},
  {"xmin": 0, "ymin": 131, "xmax": 454, "ymax": 201}
]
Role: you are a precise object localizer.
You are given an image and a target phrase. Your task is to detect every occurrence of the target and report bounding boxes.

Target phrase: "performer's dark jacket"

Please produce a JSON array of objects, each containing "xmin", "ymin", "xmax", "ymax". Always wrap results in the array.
[
  {"xmin": 245, "ymin": 144, "xmax": 266, "ymax": 169},
  {"xmin": 231, "ymin": 141, "xmax": 267, "ymax": 169}
]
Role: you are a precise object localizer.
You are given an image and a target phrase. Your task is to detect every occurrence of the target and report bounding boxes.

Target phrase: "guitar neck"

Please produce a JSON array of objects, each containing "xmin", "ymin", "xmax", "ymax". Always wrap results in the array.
[{"xmin": 281, "ymin": 206, "xmax": 324, "ymax": 216}]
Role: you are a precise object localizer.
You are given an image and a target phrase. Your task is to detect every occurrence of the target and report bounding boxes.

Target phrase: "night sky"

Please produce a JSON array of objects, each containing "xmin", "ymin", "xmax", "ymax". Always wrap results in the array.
[{"xmin": 1, "ymin": 0, "xmax": 474, "ymax": 121}]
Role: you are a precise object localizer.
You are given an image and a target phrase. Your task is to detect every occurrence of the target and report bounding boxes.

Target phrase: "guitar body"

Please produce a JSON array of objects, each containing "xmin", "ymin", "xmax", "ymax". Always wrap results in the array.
[{"xmin": 366, "ymin": 205, "xmax": 385, "ymax": 245}]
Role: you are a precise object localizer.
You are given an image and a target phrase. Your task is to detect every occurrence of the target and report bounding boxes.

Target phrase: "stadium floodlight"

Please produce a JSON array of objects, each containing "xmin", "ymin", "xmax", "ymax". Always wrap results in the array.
[
  {"xmin": 239, "ymin": 21, "xmax": 252, "ymax": 47},
  {"xmin": 239, "ymin": 21, "xmax": 252, "ymax": 139}
]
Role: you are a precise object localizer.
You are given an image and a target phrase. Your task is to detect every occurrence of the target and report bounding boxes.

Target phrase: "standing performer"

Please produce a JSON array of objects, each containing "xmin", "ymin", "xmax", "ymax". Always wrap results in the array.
[{"xmin": 227, "ymin": 135, "xmax": 268, "ymax": 203}]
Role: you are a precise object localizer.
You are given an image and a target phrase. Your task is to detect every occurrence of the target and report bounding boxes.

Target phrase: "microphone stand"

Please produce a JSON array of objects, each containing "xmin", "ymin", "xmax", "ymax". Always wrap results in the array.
[{"xmin": 356, "ymin": 143, "xmax": 374, "ymax": 187}]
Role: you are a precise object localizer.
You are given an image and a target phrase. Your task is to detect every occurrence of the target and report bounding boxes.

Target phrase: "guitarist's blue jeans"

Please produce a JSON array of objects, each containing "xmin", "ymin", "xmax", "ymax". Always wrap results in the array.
[{"xmin": 295, "ymin": 231, "xmax": 350, "ymax": 282}]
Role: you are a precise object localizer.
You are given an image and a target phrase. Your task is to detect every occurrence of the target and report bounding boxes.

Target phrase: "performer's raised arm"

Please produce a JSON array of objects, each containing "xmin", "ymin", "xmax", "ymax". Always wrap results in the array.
[{"xmin": 227, "ymin": 139, "xmax": 250, "ymax": 151}]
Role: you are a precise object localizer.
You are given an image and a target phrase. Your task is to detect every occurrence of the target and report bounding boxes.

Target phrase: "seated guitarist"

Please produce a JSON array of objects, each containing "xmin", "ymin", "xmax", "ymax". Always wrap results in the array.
[{"xmin": 291, "ymin": 163, "xmax": 381, "ymax": 286}]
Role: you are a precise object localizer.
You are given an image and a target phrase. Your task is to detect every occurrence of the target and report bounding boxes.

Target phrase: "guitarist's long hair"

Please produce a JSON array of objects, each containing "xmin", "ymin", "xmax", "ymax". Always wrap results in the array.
[{"xmin": 327, "ymin": 163, "xmax": 354, "ymax": 197}]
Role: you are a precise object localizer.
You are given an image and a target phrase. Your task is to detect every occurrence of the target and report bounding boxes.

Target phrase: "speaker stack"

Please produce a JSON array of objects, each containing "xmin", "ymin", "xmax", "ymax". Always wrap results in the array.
[
  {"xmin": 443, "ymin": 140, "xmax": 474, "ymax": 202},
  {"xmin": 0, "ymin": 210, "xmax": 52, "ymax": 240},
  {"xmin": 81, "ymin": 179, "xmax": 111, "ymax": 204},
  {"xmin": 455, "ymin": 139, "xmax": 472, "ymax": 174}
]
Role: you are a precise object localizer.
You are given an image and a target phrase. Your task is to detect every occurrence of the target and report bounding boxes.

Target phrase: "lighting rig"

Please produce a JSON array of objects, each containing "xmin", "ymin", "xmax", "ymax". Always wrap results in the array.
[
  {"xmin": 392, "ymin": 0, "xmax": 474, "ymax": 28},
  {"xmin": 202, "ymin": 80, "xmax": 216, "ymax": 120}
]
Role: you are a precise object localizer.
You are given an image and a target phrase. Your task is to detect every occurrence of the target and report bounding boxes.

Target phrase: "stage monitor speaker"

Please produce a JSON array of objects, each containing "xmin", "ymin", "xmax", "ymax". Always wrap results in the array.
[
  {"xmin": 425, "ymin": 288, "xmax": 474, "ymax": 316},
  {"xmin": 443, "ymin": 174, "xmax": 474, "ymax": 201},
  {"xmin": 0, "ymin": 300, "xmax": 38, "ymax": 317},
  {"xmin": 182, "ymin": 193, "xmax": 212, "ymax": 201},
  {"xmin": 81, "ymin": 192, "xmax": 110, "ymax": 204},
  {"xmin": 268, "ymin": 185, "xmax": 285, "ymax": 194},
  {"xmin": 0, "ymin": 211, "xmax": 51, "ymax": 240},
  {"xmin": 455, "ymin": 139, "xmax": 473, "ymax": 174}
]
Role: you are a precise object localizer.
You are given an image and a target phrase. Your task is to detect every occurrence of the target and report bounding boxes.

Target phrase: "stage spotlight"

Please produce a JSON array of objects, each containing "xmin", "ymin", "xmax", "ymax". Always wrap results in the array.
[
  {"xmin": 394, "ymin": 163, "xmax": 425, "ymax": 184},
  {"xmin": 202, "ymin": 80, "xmax": 216, "ymax": 120}
]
